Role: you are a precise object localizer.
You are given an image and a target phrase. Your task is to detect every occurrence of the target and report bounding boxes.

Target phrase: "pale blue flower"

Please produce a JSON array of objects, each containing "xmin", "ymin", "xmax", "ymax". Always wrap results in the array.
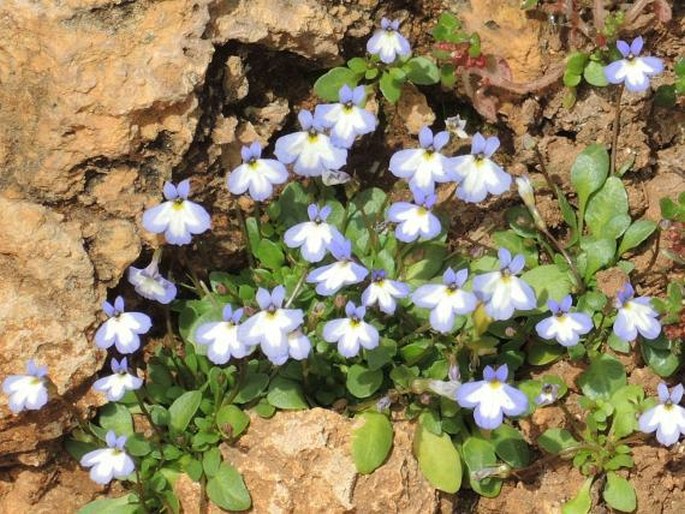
[
  {"xmin": 2, "ymin": 360, "xmax": 49, "ymax": 414},
  {"xmin": 361, "ymin": 269, "xmax": 410, "ymax": 315},
  {"xmin": 453, "ymin": 133, "xmax": 511, "ymax": 203},
  {"xmin": 227, "ymin": 141, "xmax": 289, "ymax": 201},
  {"xmin": 366, "ymin": 17, "xmax": 411, "ymax": 64},
  {"xmin": 472, "ymin": 248, "xmax": 536, "ymax": 321},
  {"xmin": 535, "ymin": 383, "xmax": 561, "ymax": 407},
  {"xmin": 535, "ymin": 295, "xmax": 593, "ymax": 347},
  {"xmin": 314, "ymin": 85, "xmax": 378, "ymax": 148},
  {"xmin": 94, "ymin": 296, "xmax": 152, "ymax": 354},
  {"xmin": 284, "ymin": 331, "xmax": 312, "ymax": 363},
  {"xmin": 613, "ymin": 283, "xmax": 661, "ymax": 342},
  {"xmin": 386, "ymin": 190, "xmax": 441, "ymax": 243},
  {"xmin": 604, "ymin": 37, "xmax": 664, "ymax": 93},
  {"xmin": 306, "ymin": 239, "xmax": 368, "ymax": 296},
  {"xmin": 283, "ymin": 204, "xmax": 344, "ymax": 263},
  {"xmin": 195, "ymin": 305, "xmax": 254, "ymax": 365},
  {"xmin": 92, "ymin": 358, "xmax": 143, "ymax": 402},
  {"xmin": 80, "ymin": 431, "xmax": 135, "ymax": 485},
  {"xmin": 389, "ymin": 126, "xmax": 457, "ymax": 195},
  {"xmin": 127, "ymin": 252, "xmax": 177, "ymax": 304},
  {"xmin": 274, "ymin": 110, "xmax": 348, "ymax": 177},
  {"xmin": 412, "ymin": 268, "xmax": 477, "ymax": 333},
  {"xmin": 142, "ymin": 179, "xmax": 211, "ymax": 245},
  {"xmin": 456, "ymin": 364, "xmax": 528, "ymax": 430},
  {"xmin": 639, "ymin": 383, "xmax": 685, "ymax": 446},
  {"xmin": 323, "ymin": 302, "xmax": 379, "ymax": 357},
  {"xmin": 238, "ymin": 286, "xmax": 304, "ymax": 365}
]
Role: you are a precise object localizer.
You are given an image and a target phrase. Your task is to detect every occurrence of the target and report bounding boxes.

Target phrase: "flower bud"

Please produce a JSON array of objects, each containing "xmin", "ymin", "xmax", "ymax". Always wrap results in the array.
[{"xmin": 515, "ymin": 175, "xmax": 548, "ymax": 231}]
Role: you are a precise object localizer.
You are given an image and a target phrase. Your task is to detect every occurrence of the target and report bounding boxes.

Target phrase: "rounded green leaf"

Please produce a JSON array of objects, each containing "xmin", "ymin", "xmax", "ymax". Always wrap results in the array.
[
  {"xmin": 603, "ymin": 472, "xmax": 636, "ymax": 512},
  {"xmin": 491, "ymin": 425, "xmax": 530, "ymax": 468},
  {"xmin": 314, "ymin": 67, "xmax": 360, "ymax": 101},
  {"xmin": 206, "ymin": 462, "xmax": 252, "ymax": 511},
  {"xmin": 461, "ymin": 436, "xmax": 500, "ymax": 497},
  {"xmin": 266, "ymin": 377, "xmax": 308, "ymax": 410},
  {"xmin": 520, "ymin": 264, "xmax": 572, "ymax": 308},
  {"xmin": 233, "ymin": 372, "xmax": 269, "ymax": 404},
  {"xmin": 255, "ymin": 239, "xmax": 285, "ymax": 270},
  {"xmin": 379, "ymin": 70, "xmax": 403, "ymax": 103},
  {"xmin": 169, "ymin": 390, "xmax": 202, "ymax": 433},
  {"xmin": 414, "ymin": 424, "xmax": 462, "ymax": 493},
  {"xmin": 583, "ymin": 60, "xmax": 609, "ymax": 87},
  {"xmin": 216, "ymin": 404, "xmax": 250, "ymax": 438},
  {"xmin": 641, "ymin": 341, "xmax": 681, "ymax": 377},
  {"xmin": 99, "ymin": 403, "xmax": 134, "ymax": 437},
  {"xmin": 538, "ymin": 428, "xmax": 578, "ymax": 455},
  {"xmin": 577, "ymin": 354, "xmax": 626, "ymax": 400},
  {"xmin": 351, "ymin": 412, "xmax": 393, "ymax": 474},
  {"xmin": 346, "ymin": 364, "xmax": 384, "ymax": 399},
  {"xmin": 404, "ymin": 56, "xmax": 440, "ymax": 85},
  {"xmin": 77, "ymin": 495, "xmax": 139, "ymax": 514}
]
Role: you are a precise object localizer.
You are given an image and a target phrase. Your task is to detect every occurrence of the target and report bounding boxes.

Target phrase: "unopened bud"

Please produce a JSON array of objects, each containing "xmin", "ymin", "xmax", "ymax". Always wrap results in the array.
[
  {"xmin": 535, "ymin": 382, "xmax": 561, "ymax": 407},
  {"xmin": 427, "ymin": 379, "xmax": 461, "ymax": 399},
  {"xmin": 515, "ymin": 175, "xmax": 548, "ymax": 231},
  {"xmin": 471, "ymin": 463, "xmax": 512, "ymax": 481},
  {"xmin": 376, "ymin": 395, "xmax": 392, "ymax": 412}
]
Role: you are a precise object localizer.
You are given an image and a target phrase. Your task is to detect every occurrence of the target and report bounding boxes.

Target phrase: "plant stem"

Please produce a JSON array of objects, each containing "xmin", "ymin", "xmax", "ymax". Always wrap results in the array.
[
  {"xmin": 610, "ymin": 84, "xmax": 624, "ymax": 176},
  {"xmin": 199, "ymin": 474, "xmax": 208, "ymax": 514},
  {"xmin": 134, "ymin": 389, "xmax": 165, "ymax": 442},
  {"xmin": 538, "ymin": 226, "xmax": 585, "ymax": 293},
  {"xmin": 235, "ymin": 204, "xmax": 256, "ymax": 268},
  {"xmin": 135, "ymin": 469, "xmax": 151, "ymax": 513},
  {"xmin": 285, "ymin": 267, "xmax": 309, "ymax": 308},
  {"xmin": 533, "ymin": 147, "xmax": 560, "ymax": 203}
]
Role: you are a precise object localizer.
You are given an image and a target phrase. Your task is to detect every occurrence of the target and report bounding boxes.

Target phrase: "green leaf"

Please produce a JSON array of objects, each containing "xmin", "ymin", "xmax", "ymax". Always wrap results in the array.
[
  {"xmin": 314, "ymin": 67, "xmax": 360, "ymax": 101},
  {"xmin": 267, "ymin": 377, "xmax": 308, "ymax": 410},
  {"xmin": 404, "ymin": 243, "xmax": 447, "ymax": 282},
  {"xmin": 585, "ymin": 177, "xmax": 630, "ymax": 239},
  {"xmin": 462, "ymin": 436, "xmax": 501, "ymax": 497},
  {"xmin": 570, "ymin": 144, "xmax": 609, "ymax": 220},
  {"xmin": 414, "ymin": 424, "xmax": 462, "ymax": 493},
  {"xmin": 65, "ymin": 439, "xmax": 98, "ymax": 461},
  {"xmin": 577, "ymin": 354, "xmax": 626, "ymax": 400},
  {"xmin": 562, "ymin": 477, "xmax": 593, "ymax": 514},
  {"xmin": 99, "ymin": 403, "xmax": 134, "ymax": 437},
  {"xmin": 603, "ymin": 472, "xmax": 636, "ymax": 512},
  {"xmin": 618, "ymin": 219, "xmax": 657, "ymax": 255},
  {"xmin": 346, "ymin": 364, "xmax": 384, "ymax": 399},
  {"xmin": 216, "ymin": 405, "xmax": 250, "ymax": 438},
  {"xmin": 351, "ymin": 412, "xmax": 393, "ymax": 474},
  {"xmin": 579, "ymin": 237, "xmax": 616, "ymax": 279},
  {"xmin": 610, "ymin": 384, "xmax": 644, "ymax": 439},
  {"xmin": 538, "ymin": 428, "xmax": 578, "ymax": 454},
  {"xmin": 347, "ymin": 57, "xmax": 368, "ymax": 74},
  {"xmin": 566, "ymin": 52, "xmax": 589, "ymax": 75},
  {"xmin": 379, "ymin": 70, "xmax": 403, "ymax": 103},
  {"xmin": 255, "ymin": 239, "xmax": 284, "ymax": 270},
  {"xmin": 583, "ymin": 61, "xmax": 609, "ymax": 87},
  {"xmin": 206, "ymin": 462, "xmax": 252, "ymax": 511},
  {"xmin": 169, "ymin": 390, "xmax": 202, "ymax": 433},
  {"xmin": 203, "ymin": 447, "xmax": 222, "ymax": 478},
  {"xmin": 77, "ymin": 495, "xmax": 139, "ymax": 514},
  {"xmin": 607, "ymin": 332, "xmax": 631, "ymax": 354},
  {"xmin": 233, "ymin": 372, "xmax": 269, "ymax": 404},
  {"xmin": 125, "ymin": 434, "xmax": 152, "ymax": 457},
  {"xmin": 271, "ymin": 182, "xmax": 311, "ymax": 228},
  {"xmin": 404, "ymin": 56, "xmax": 440, "ymax": 85},
  {"xmin": 491, "ymin": 425, "xmax": 529, "ymax": 468},
  {"xmin": 527, "ymin": 340, "xmax": 565, "ymax": 366},
  {"xmin": 641, "ymin": 341, "xmax": 681, "ymax": 377},
  {"xmin": 563, "ymin": 70, "xmax": 582, "ymax": 87},
  {"xmin": 521, "ymin": 264, "xmax": 572, "ymax": 308}
]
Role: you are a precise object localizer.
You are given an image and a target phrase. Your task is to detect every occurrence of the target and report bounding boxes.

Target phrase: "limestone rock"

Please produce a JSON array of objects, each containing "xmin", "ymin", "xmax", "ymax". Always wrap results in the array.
[
  {"xmin": 397, "ymin": 84, "xmax": 436, "ymax": 135},
  {"xmin": 209, "ymin": 0, "xmax": 362, "ymax": 65},
  {"xmin": 219, "ymin": 408, "xmax": 441, "ymax": 513}
]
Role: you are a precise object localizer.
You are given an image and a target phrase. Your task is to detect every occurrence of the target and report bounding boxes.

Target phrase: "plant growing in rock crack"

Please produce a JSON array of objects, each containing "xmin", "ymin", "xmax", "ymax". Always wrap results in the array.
[{"xmin": 1, "ymin": 9, "xmax": 682, "ymax": 514}]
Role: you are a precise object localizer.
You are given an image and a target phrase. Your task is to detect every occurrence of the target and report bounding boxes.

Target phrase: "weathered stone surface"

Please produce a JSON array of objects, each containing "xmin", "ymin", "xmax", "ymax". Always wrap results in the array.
[
  {"xmin": 220, "ymin": 409, "xmax": 441, "ymax": 513},
  {"xmin": 209, "ymin": 0, "xmax": 369, "ymax": 65},
  {"xmin": 0, "ymin": 0, "xmax": 216, "ymax": 462}
]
